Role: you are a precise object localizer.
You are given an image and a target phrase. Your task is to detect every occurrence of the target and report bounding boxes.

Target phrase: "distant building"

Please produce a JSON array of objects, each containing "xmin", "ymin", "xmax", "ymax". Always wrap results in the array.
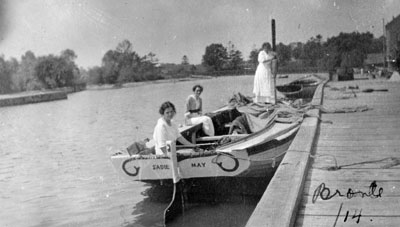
[
  {"xmin": 364, "ymin": 53, "xmax": 385, "ymax": 68},
  {"xmin": 386, "ymin": 14, "xmax": 400, "ymax": 70}
]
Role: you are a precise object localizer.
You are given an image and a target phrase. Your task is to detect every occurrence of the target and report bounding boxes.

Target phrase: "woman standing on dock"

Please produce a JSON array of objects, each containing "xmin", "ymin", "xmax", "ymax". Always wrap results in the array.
[
  {"xmin": 253, "ymin": 42, "xmax": 277, "ymax": 104},
  {"xmin": 184, "ymin": 85, "xmax": 215, "ymax": 136}
]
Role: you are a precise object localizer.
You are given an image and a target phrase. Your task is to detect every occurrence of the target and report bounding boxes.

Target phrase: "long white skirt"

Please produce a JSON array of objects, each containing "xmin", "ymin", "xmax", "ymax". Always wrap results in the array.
[
  {"xmin": 185, "ymin": 113, "xmax": 215, "ymax": 136},
  {"xmin": 253, "ymin": 63, "xmax": 275, "ymax": 103}
]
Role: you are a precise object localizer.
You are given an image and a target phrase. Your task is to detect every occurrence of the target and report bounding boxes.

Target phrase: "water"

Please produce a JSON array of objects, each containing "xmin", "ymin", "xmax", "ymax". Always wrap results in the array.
[{"xmin": 0, "ymin": 75, "xmax": 301, "ymax": 227}]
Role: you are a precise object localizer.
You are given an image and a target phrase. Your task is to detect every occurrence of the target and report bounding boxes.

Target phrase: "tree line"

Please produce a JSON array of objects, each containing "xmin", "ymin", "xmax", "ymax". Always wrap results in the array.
[
  {"xmin": 204, "ymin": 32, "xmax": 384, "ymax": 75},
  {"xmin": 0, "ymin": 31, "xmax": 384, "ymax": 94},
  {"xmin": 0, "ymin": 49, "xmax": 81, "ymax": 94}
]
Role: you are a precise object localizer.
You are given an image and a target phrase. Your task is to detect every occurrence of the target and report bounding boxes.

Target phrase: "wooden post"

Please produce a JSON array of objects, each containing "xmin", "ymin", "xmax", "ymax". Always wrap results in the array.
[
  {"xmin": 271, "ymin": 19, "xmax": 278, "ymax": 104},
  {"xmin": 272, "ymin": 19, "xmax": 276, "ymax": 51}
]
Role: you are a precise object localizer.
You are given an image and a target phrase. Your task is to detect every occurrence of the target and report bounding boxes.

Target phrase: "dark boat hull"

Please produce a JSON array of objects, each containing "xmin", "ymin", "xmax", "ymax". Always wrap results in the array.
[{"xmin": 276, "ymin": 75, "xmax": 323, "ymax": 99}]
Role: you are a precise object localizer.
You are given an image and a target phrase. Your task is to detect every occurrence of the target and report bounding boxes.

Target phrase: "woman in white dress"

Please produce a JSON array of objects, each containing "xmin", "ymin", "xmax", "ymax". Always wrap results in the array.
[
  {"xmin": 184, "ymin": 85, "xmax": 215, "ymax": 136},
  {"xmin": 253, "ymin": 42, "xmax": 277, "ymax": 104},
  {"xmin": 153, "ymin": 101, "xmax": 194, "ymax": 155}
]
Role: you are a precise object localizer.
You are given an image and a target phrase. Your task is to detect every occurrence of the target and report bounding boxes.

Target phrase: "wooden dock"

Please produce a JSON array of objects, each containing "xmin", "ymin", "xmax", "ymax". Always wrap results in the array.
[{"xmin": 246, "ymin": 77, "xmax": 400, "ymax": 227}]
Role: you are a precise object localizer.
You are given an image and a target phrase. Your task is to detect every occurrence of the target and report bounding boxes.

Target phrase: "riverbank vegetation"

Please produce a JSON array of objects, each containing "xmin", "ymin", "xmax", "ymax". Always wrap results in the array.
[{"xmin": 0, "ymin": 32, "xmax": 384, "ymax": 94}]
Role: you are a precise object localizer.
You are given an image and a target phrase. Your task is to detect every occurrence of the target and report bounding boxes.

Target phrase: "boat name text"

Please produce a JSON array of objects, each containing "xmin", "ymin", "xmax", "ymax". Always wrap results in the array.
[
  {"xmin": 191, "ymin": 162, "xmax": 206, "ymax": 168},
  {"xmin": 153, "ymin": 164, "xmax": 170, "ymax": 170}
]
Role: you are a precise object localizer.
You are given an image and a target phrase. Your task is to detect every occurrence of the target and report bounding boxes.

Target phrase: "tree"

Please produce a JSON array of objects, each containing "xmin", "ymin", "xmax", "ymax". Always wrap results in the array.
[
  {"xmin": 12, "ymin": 51, "xmax": 37, "ymax": 91},
  {"xmin": 101, "ymin": 50, "xmax": 120, "ymax": 84},
  {"xmin": 276, "ymin": 43, "xmax": 291, "ymax": 66},
  {"xmin": 301, "ymin": 35, "xmax": 324, "ymax": 67},
  {"xmin": 182, "ymin": 55, "xmax": 189, "ymax": 65},
  {"xmin": 60, "ymin": 49, "xmax": 80, "ymax": 84},
  {"xmin": 116, "ymin": 39, "xmax": 133, "ymax": 54},
  {"xmin": 226, "ymin": 41, "xmax": 244, "ymax": 70},
  {"xmin": 60, "ymin": 49, "xmax": 77, "ymax": 62},
  {"xmin": 34, "ymin": 55, "xmax": 75, "ymax": 88},
  {"xmin": 322, "ymin": 32, "xmax": 376, "ymax": 69},
  {"xmin": 248, "ymin": 48, "xmax": 259, "ymax": 69},
  {"xmin": 202, "ymin": 43, "xmax": 228, "ymax": 72},
  {"xmin": 0, "ymin": 57, "xmax": 15, "ymax": 93},
  {"xmin": 291, "ymin": 42, "xmax": 303, "ymax": 60}
]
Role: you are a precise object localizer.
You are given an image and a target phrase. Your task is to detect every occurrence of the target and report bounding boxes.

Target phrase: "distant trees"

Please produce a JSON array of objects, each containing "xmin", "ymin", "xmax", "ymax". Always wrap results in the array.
[
  {"xmin": 226, "ymin": 41, "xmax": 244, "ymax": 71},
  {"xmin": 202, "ymin": 43, "xmax": 228, "ymax": 72},
  {"xmin": 182, "ymin": 55, "xmax": 189, "ymax": 65},
  {"xmin": 33, "ymin": 49, "xmax": 80, "ymax": 89},
  {"xmin": 322, "ymin": 32, "xmax": 380, "ymax": 70},
  {"xmin": 0, "ymin": 31, "xmax": 389, "ymax": 94},
  {"xmin": 88, "ymin": 39, "xmax": 161, "ymax": 84},
  {"xmin": 0, "ymin": 49, "xmax": 81, "ymax": 93},
  {"xmin": 17, "ymin": 51, "xmax": 40, "ymax": 91},
  {"xmin": 0, "ymin": 56, "xmax": 16, "ymax": 94},
  {"xmin": 202, "ymin": 41, "xmax": 244, "ymax": 74},
  {"xmin": 248, "ymin": 48, "xmax": 259, "ymax": 69}
]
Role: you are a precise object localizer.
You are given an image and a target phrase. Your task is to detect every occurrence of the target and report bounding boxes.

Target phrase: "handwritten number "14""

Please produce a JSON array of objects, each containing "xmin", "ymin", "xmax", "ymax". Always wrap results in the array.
[
  {"xmin": 343, "ymin": 209, "xmax": 362, "ymax": 223},
  {"xmin": 334, "ymin": 203, "xmax": 362, "ymax": 226}
]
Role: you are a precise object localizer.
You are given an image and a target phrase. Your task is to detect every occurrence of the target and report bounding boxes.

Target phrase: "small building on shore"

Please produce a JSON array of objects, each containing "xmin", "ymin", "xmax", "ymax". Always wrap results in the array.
[{"xmin": 364, "ymin": 53, "xmax": 385, "ymax": 69}]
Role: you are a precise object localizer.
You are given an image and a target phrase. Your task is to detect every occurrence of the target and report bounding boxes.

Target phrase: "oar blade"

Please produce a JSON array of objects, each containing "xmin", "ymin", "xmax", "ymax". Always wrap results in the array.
[{"xmin": 164, "ymin": 181, "xmax": 184, "ymax": 225}]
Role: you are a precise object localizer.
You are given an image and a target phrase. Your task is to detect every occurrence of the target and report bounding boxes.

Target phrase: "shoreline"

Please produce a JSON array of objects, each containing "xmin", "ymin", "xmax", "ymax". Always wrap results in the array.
[
  {"xmin": 86, "ymin": 75, "xmax": 215, "ymax": 90},
  {"xmin": 0, "ymin": 90, "xmax": 68, "ymax": 107}
]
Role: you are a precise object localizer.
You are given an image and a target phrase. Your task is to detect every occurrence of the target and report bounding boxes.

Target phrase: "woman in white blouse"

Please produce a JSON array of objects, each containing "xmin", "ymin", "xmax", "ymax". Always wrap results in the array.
[{"xmin": 153, "ymin": 101, "xmax": 194, "ymax": 155}]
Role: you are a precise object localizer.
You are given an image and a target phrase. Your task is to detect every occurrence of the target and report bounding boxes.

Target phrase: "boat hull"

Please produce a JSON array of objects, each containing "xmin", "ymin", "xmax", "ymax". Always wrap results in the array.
[
  {"xmin": 111, "ymin": 150, "xmax": 251, "ymax": 181},
  {"xmin": 276, "ymin": 74, "xmax": 323, "ymax": 99}
]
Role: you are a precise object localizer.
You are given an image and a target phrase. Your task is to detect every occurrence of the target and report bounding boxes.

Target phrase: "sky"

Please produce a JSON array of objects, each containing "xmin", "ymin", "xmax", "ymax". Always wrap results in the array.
[{"xmin": 0, "ymin": 0, "xmax": 400, "ymax": 69}]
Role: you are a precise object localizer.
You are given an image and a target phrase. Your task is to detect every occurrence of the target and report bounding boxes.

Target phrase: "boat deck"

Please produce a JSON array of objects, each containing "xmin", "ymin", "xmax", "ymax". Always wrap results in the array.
[{"xmin": 246, "ymin": 76, "xmax": 400, "ymax": 227}]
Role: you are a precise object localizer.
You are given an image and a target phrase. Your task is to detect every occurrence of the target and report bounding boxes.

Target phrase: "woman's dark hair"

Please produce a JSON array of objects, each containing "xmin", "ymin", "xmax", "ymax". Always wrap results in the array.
[
  {"xmin": 192, "ymin": 84, "xmax": 203, "ymax": 92},
  {"xmin": 159, "ymin": 101, "xmax": 176, "ymax": 115},
  {"xmin": 261, "ymin": 42, "xmax": 272, "ymax": 51}
]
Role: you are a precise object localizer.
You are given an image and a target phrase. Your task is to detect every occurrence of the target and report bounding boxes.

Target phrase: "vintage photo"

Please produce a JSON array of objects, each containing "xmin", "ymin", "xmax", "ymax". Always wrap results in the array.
[{"xmin": 1, "ymin": 1, "xmax": 400, "ymax": 226}]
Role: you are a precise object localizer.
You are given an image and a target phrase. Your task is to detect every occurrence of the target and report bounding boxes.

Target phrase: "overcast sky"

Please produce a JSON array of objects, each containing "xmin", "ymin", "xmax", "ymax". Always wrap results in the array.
[{"xmin": 0, "ymin": 0, "xmax": 399, "ymax": 68}]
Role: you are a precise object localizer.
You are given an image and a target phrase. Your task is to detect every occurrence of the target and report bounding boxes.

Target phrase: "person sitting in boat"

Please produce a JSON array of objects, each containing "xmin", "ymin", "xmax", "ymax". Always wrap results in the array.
[
  {"xmin": 153, "ymin": 101, "xmax": 195, "ymax": 155},
  {"xmin": 184, "ymin": 85, "xmax": 215, "ymax": 136}
]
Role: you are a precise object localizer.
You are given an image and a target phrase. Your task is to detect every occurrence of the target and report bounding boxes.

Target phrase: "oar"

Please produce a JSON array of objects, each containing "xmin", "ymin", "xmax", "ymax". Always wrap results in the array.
[
  {"xmin": 164, "ymin": 141, "xmax": 185, "ymax": 226},
  {"xmin": 176, "ymin": 142, "xmax": 217, "ymax": 149}
]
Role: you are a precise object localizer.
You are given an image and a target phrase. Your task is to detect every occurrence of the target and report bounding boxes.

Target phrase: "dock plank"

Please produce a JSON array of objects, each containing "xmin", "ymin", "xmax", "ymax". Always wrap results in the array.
[
  {"xmin": 296, "ymin": 215, "xmax": 400, "ymax": 227},
  {"xmin": 247, "ymin": 77, "xmax": 400, "ymax": 227},
  {"xmin": 294, "ymin": 79, "xmax": 400, "ymax": 227}
]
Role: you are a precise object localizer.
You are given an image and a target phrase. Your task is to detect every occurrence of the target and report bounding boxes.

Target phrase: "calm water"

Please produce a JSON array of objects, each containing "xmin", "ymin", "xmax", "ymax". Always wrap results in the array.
[{"xmin": 0, "ymin": 75, "xmax": 301, "ymax": 227}]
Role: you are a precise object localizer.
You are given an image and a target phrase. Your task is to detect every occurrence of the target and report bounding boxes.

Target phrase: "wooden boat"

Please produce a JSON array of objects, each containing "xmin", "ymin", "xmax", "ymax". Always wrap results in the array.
[
  {"xmin": 111, "ymin": 101, "xmax": 303, "ymax": 182},
  {"xmin": 111, "ymin": 97, "xmax": 304, "ymax": 224},
  {"xmin": 276, "ymin": 74, "xmax": 323, "ymax": 99}
]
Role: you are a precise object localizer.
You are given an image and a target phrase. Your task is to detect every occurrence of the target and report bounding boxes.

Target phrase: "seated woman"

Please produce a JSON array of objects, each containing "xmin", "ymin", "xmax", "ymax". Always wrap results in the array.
[
  {"xmin": 184, "ymin": 85, "xmax": 215, "ymax": 136},
  {"xmin": 153, "ymin": 101, "xmax": 195, "ymax": 155}
]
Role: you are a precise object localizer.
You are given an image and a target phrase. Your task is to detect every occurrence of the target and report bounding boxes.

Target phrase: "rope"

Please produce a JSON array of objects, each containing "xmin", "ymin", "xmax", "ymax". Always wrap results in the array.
[{"xmin": 310, "ymin": 154, "xmax": 400, "ymax": 171}]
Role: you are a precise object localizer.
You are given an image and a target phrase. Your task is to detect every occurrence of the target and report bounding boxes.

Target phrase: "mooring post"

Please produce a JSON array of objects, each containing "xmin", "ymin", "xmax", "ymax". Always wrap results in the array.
[{"xmin": 271, "ymin": 19, "xmax": 278, "ymax": 104}]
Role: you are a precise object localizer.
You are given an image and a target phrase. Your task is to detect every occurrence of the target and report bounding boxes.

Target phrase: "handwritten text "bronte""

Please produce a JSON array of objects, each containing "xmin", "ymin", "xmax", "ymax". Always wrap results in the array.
[{"xmin": 312, "ymin": 181, "xmax": 383, "ymax": 203}]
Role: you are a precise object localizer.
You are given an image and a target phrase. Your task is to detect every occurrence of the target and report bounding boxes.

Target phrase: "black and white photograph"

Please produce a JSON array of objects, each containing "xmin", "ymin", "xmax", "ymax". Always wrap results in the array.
[{"xmin": 1, "ymin": 0, "xmax": 400, "ymax": 226}]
